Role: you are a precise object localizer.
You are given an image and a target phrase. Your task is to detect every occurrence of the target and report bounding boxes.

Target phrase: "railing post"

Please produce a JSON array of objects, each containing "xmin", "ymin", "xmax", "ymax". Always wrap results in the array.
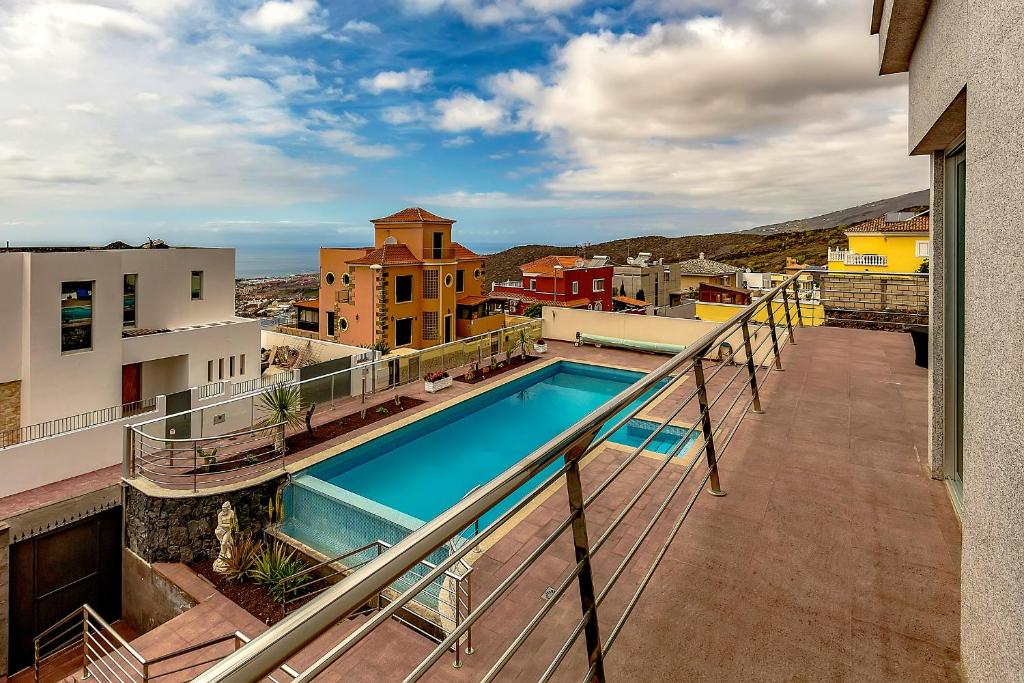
[
  {"xmin": 781, "ymin": 285, "xmax": 797, "ymax": 345},
  {"xmin": 740, "ymin": 320, "xmax": 764, "ymax": 414},
  {"xmin": 692, "ymin": 355, "xmax": 725, "ymax": 496},
  {"xmin": 193, "ymin": 441, "xmax": 199, "ymax": 493},
  {"xmin": 791, "ymin": 280, "xmax": 804, "ymax": 327},
  {"xmin": 81, "ymin": 607, "xmax": 91, "ymax": 680},
  {"xmin": 562, "ymin": 428, "xmax": 606, "ymax": 683},
  {"xmin": 465, "ymin": 574, "xmax": 474, "ymax": 655},
  {"xmin": 452, "ymin": 577, "xmax": 463, "ymax": 669},
  {"xmin": 765, "ymin": 294, "xmax": 785, "ymax": 372}
]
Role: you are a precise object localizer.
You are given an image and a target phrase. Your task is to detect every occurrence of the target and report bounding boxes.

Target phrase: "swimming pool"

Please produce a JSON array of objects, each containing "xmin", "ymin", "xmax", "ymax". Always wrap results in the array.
[{"xmin": 282, "ymin": 361, "xmax": 696, "ymax": 566}]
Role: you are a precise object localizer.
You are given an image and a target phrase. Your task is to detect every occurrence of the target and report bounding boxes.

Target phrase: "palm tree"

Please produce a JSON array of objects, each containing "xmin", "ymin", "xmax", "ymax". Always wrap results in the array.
[{"xmin": 258, "ymin": 384, "xmax": 306, "ymax": 454}]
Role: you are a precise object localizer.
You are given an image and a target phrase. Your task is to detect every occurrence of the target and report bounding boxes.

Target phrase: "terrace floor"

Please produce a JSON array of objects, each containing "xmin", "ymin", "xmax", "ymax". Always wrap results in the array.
[{"xmin": 54, "ymin": 327, "xmax": 963, "ymax": 681}]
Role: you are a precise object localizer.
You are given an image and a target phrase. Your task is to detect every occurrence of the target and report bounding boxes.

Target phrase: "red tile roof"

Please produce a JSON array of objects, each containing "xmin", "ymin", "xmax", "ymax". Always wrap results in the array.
[
  {"xmin": 371, "ymin": 207, "xmax": 455, "ymax": 224},
  {"xmin": 456, "ymin": 294, "xmax": 492, "ymax": 306},
  {"xmin": 519, "ymin": 255, "xmax": 584, "ymax": 277},
  {"xmin": 294, "ymin": 298, "xmax": 319, "ymax": 308},
  {"xmin": 348, "ymin": 243, "xmax": 422, "ymax": 266},
  {"xmin": 452, "ymin": 242, "xmax": 482, "ymax": 260},
  {"xmin": 847, "ymin": 213, "xmax": 930, "ymax": 233},
  {"xmin": 613, "ymin": 295, "xmax": 649, "ymax": 307}
]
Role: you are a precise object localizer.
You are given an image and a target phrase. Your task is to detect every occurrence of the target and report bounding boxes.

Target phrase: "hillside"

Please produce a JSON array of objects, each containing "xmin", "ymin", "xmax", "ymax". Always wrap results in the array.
[{"xmin": 484, "ymin": 191, "xmax": 928, "ymax": 285}]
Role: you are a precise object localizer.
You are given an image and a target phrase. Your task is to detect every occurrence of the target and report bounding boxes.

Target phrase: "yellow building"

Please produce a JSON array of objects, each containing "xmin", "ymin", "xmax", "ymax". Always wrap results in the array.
[
  {"xmin": 827, "ymin": 212, "xmax": 930, "ymax": 272},
  {"xmin": 298, "ymin": 208, "xmax": 503, "ymax": 350}
]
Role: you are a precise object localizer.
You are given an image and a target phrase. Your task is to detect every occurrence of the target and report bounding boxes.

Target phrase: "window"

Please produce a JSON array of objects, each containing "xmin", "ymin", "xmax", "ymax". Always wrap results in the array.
[
  {"xmin": 474, "ymin": 268, "xmax": 482, "ymax": 280},
  {"xmin": 338, "ymin": 317, "xmax": 349, "ymax": 332},
  {"xmin": 423, "ymin": 270, "xmax": 439, "ymax": 299},
  {"xmin": 341, "ymin": 272, "xmax": 351, "ymax": 286},
  {"xmin": 191, "ymin": 271, "xmax": 203, "ymax": 300},
  {"xmin": 916, "ymin": 240, "xmax": 931, "ymax": 257},
  {"xmin": 395, "ymin": 317, "xmax": 413, "ymax": 347},
  {"xmin": 529, "ymin": 279, "xmax": 536, "ymax": 290},
  {"xmin": 572, "ymin": 281, "xmax": 579, "ymax": 295},
  {"xmin": 325, "ymin": 272, "xmax": 335, "ymax": 285},
  {"xmin": 123, "ymin": 274, "xmax": 137, "ymax": 327},
  {"xmin": 395, "ymin": 274, "xmax": 414, "ymax": 303},
  {"xmin": 229, "ymin": 356, "xmax": 236, "ymax": 378},
  {"xmin": 594, "ymin": 301, "xmax": 602, "ymax": 311},
  {"xmin": 61, "ymin": 281, "xmax": 93, "ymax": 352},
  {"xmin": 240, "ymin": 354, "xmax": 246, "ymax": 375},
  {"xmin": 208, "ymin": 360, "xmax": 214, "ymax": 383},
  {"xmin": 423, "ymin": 311, "xmax": 439, "ymax": 340},
  {"xmin": 218, "ymin": 358, "xmax": 224, "ymax": 380},
  {"xmin": 444, "ymin": 273, "xmax": 454, "ymax": 288},
  {"xmin": 456, "ymin": 269, "xmax": 465, "ymax": 292},
  {"xmin": 593, "ymin": 278, "xmax": 605, "ymax": 292}
]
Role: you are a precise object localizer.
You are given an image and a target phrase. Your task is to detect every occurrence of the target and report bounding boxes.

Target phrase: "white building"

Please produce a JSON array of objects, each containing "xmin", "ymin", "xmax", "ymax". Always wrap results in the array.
[{"xmin": 0, "ymin": 243, "xmax": 261, "ymax": 431}]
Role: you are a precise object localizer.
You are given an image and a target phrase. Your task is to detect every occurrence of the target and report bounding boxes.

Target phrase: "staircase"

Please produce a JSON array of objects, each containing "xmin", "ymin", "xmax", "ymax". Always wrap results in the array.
[{"xmin": 30, "ymin": 606, "xmax": 298, "ymax": 683}]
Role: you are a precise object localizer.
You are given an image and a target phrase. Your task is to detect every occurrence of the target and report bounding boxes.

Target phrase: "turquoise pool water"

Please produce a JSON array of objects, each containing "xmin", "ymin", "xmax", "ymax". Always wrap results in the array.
[{"xmin": 283, "ymin": 361, "xmax": 696, "ymax": 564}]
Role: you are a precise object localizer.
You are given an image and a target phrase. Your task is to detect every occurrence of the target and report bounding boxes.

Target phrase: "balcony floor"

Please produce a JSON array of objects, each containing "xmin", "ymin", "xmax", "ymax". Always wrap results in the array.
[{"xmin": 119, "ymin": 327, "xmax": 962, "ymax": 681}]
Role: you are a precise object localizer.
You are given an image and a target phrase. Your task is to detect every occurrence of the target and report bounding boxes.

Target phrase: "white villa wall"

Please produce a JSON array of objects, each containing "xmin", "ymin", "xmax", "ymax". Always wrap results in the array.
[
  {"xmin": 260, "ymin": 330, "xmax": 369, "ymax": 362},
  {"xmin": 7, "ymin": 248, "xmax": 253, "ymax": 426},
  {"xmin": 0, "ymin": 396, "xmax": 167, "ymax": 499}
]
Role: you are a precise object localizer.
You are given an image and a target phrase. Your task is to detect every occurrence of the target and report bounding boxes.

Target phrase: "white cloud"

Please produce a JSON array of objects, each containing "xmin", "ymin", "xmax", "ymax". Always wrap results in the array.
[
  {"xmin": 342, "ymin": 19, "xmax": 380, "ymax": 33},
  {"xmin": 241, "ymin": 0, "xmax": 325, "ymax": 35},
  {"xmin": 441, "ymin": 135, "xmax": 474, "ymax": 148},
  {"xmin": 359, "ymin": 68, "xmax": 432, "ymax": 94},
  {"xmin": 0, "ymin": 0, "xmax": 400, "ymax": 214},
  {"xmin": 445, "ymin": 0, "xmax": 927, "ymax": 219},
  {"xmin": 434, "ymin": 93, "xmax": 507, "ymax": 132},
  {"xmin": 400, "ymin": 0, "xmax": 584, "ymax": 26},
  {"xmin": 381, "ymin": 104, "xmax": 429, "ymax": 125}
]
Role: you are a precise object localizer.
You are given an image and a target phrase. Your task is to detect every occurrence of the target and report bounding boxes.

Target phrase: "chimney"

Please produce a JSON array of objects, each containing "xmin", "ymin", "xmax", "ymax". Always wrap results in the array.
[{"xmin": 699, "ymin": 252, "xmax": 705, "ymax": 260}]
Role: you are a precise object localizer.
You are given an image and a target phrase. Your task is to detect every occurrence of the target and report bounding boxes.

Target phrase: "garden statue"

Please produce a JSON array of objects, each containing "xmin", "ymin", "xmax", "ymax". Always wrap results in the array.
[{"xmin": 213, "ymin": 501, "xmax": 239, "ymax": 574}]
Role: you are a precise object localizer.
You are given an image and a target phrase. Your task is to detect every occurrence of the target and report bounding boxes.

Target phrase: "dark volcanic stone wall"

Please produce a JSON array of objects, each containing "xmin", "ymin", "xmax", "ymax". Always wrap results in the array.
[{"xmin": 125, "ymin": 476, "xmax": 286, "ymax": 563}]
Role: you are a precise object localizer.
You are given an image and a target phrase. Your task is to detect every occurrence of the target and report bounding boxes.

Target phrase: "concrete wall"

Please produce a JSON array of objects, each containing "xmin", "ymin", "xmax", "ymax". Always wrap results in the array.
[
  {"xmin": 121, "ymin": 548, "xmax": 196, "ymax": 635},
  {"xmin": 820, "ymin": 273, "xmax": 929, "ymax": 313},
  {"xmin": 541, "ymin": 306, "xmax": 781, "ymax": 366},
  {"xmin": 907, "ymin": 0, "xmax": 967, "ymax": 152},
  {"xmin": 0, "ymin": 396, "xmax": 166, "ymax": 499},
  {"xmin": 958, "ymin": 1, "xmax": 1024, "ymax": 678}
]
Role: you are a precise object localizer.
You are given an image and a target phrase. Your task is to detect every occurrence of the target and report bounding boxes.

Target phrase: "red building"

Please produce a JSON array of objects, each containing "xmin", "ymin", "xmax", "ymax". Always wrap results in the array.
[{"xmin": 490, "ymin": 256, "xmax": 614, "ymax": 314}]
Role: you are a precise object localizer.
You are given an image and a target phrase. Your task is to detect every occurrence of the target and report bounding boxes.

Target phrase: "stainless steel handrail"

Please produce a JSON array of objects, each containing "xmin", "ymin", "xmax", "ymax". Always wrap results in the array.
[{"xmin": 193, "ymin": 271, "xmax": 805, "ymax": 682}]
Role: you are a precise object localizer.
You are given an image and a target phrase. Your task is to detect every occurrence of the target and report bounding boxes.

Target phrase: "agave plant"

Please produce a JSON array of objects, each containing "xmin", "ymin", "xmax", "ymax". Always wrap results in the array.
[
  {"xmin": 220, "ymin": 533, "xmax": 260, "ymax": 582},
  {"xmin": 258, "ymin": 384, "xmax": 306, "ymax": 454},
  {"xmin": 250, "ymin": 540, "xmax": 310, "ymax": 603}
]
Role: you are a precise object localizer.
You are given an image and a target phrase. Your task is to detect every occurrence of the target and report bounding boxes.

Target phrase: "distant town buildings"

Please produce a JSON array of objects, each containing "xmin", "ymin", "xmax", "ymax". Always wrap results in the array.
[
  {"xmin": 490, "ymin": 255, "xmax": 614, "ymax": 314},
  {"xmin": 299, "ymin": 208, "xmax": 500, "ymax": 350},
  {"xmin": 827, "ymin": 212, "xmax": 930, "ymax": 272}
]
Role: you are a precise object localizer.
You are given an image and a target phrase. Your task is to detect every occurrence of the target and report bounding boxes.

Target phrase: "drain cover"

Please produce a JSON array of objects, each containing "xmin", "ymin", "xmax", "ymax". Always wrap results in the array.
[{"xmin": 541, "ymin": 586, "xmax": 557, "ymax": 601}]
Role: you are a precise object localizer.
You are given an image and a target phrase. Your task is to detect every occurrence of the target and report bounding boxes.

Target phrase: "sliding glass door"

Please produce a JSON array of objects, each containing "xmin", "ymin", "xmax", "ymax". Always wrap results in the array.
[{"xmin": 944, "ymin": 142, "xmax": 966, "ymax": 506}]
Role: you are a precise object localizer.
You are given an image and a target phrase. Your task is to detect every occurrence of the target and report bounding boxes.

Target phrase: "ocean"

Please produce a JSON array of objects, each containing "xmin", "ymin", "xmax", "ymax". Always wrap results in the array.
[{"xmin": 234, "ymin": 242, "xmax": 518, "ymax": 278}]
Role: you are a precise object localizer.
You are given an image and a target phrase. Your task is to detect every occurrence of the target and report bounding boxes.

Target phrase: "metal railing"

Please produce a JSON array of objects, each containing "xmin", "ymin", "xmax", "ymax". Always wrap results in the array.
[
  {"xmin": 492, "ymin": 280, "xmax": 524, "ymax": 289},
  {"xmin": 125, "ymin": 320, "xmax": 541, "ymax": 491},
  {"xmin": 1, "ymin": 397, "xmax": 157, "ymax": 449},
  {"xmin": 197, "ymin": 381, "xmax": 226, "ymax": 400},
  {"xmin": 278, "ymin": 538, "xmax": 474, "ymax": 668},
  {"xmin": 190, "ymin": 272, "xmax": 805, "ymax": 682},
  {"xmin": 32, "ymin": 605, "xmax": 297, "ymax": 683}
]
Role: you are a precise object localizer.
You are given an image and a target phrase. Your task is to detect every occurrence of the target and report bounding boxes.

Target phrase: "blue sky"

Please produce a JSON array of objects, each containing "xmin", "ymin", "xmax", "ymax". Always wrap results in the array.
[{"xmin": 0, "ymin": 0, "xmax": 927, "ymax": 273}]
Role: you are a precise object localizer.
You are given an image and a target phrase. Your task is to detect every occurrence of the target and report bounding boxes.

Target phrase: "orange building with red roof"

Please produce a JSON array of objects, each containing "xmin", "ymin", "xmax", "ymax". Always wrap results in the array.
[
  {"xmin": 301, "ymin": 208, "xmax": 500, "ymax": 350},
  {"xmin": 490, "ymin": 255, "xmax": 614, "ymax": 314}
]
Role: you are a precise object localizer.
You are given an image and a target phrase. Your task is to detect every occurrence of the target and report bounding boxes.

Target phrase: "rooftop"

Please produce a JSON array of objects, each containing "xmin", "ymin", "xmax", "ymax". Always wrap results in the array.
[
  {"xmin": 370, "ymin": 207, "xmax": 456, "ymax": 225},
  {"xmin": 519, "ymin": 255, "xmax": 608, "ymax": 276},
  {"xmin": 847, "ymin": 212, "xmax": 930, "ymax": 234},
  {"xmin": 348, "ymin": 243, "xmax": 422, "ymax": 266},
  {"xmin": 676, "ymin": 255, "xmax": 741, "ymax": 275}
]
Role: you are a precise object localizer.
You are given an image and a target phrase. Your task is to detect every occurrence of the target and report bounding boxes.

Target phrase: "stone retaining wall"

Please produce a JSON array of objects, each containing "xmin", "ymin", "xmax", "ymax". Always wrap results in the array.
[
  {"xmin": 820, "ymin": 273, "xmax": 929, "ymax": 313},
  {"xmin": 124, "ymin": 476, "xmax": 286, "ymax": 563}
]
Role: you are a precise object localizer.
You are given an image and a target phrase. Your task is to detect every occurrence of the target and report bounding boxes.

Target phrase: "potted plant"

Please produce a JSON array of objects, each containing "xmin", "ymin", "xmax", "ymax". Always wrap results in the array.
[
  {"xmin": 534, "ymin": 338, "xmax": 548, "ymax": 354},
  {"xmin": 424, "ymin": 370, "xmax": 453, "ymax": 393}
]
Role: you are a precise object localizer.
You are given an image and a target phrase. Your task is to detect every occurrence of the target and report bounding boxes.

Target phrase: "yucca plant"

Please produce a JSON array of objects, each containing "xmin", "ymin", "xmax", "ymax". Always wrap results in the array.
[
  {"xmin": 250, "ymin": 540, "xmax": 310, "ymax": 603},
  {"xmin": 258, "ymin": 384, "xmax": 305, "ymax": 454},
  {"xmin": 220, "ymin": 533, "xmax": 260, "ymax": 582}
]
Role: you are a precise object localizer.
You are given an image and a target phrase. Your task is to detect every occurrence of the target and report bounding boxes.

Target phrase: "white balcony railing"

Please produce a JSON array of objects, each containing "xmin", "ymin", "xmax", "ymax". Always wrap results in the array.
[
  {"xmin": 828, "ymin": 248, "xmax": 888, "ymax": 267},
  {"xmin": 492, "ymin": 280, "xmax": 524, "ymax": 289}
]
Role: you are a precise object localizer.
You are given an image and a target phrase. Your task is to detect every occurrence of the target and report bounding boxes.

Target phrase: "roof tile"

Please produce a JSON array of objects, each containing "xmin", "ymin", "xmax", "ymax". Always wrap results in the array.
[{"xmin": 371, "ymin": 207, "xmax": 455, "ymax": 224}]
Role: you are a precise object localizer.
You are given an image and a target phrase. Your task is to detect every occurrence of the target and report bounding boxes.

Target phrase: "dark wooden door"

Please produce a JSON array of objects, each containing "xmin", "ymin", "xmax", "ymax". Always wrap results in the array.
[
  {"xmin": 8, "ymin": 507, "xmax": 122, "ymax": 673},
  {"xmin": 444, "ymin": 315, "xmax": 453, "ymax": 344},
  {"xmin": 121, "ymin": 363, "xmax": 141, "ymax": 405}
]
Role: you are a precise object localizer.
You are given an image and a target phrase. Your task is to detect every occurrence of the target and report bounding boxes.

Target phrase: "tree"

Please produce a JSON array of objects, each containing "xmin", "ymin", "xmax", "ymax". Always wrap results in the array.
[
  {"xmin": 258, "ymin": 384, "xmax": 306, "ymax": 454},
  {"xmin": 523, "ymin": 303, "xmax": 543, "ymax": 318},
  {"xmin": 618, "ymin": 282, "xmax": 626, "ymax": 296},
  {"xmin": 916, "ymin": 258, "xmax": 929, "ymax": 273},
  {"xmin": 636, "ymin": 289, "xmax": 646, "ymax": 302}
]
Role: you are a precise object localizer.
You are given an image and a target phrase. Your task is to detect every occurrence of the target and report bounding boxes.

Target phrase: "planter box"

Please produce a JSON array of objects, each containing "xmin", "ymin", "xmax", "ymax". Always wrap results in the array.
[
  {"xmin": 534, "ymin": 342, "xmax": 548, "ymax": 354},
  {"xmin": 424, "ymin": 375, "xmax": 453, "ymax": 393}
]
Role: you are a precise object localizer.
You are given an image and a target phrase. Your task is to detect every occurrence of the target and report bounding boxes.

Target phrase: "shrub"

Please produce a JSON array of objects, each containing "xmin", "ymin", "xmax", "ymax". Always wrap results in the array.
[
  {"xmin": 220, "ymin": 533, "xmax": 260, "ymax": 582},
  {"xmin": 425, "ymin": 370, "xmax": 449, "ymax": 382},
  {"xmin": 258, "ymin": 384, "xmax": 306, "ymax": 453},
  {"xmin": 250, "ymin": 540, "xmax": 310, "ymax": 603}
]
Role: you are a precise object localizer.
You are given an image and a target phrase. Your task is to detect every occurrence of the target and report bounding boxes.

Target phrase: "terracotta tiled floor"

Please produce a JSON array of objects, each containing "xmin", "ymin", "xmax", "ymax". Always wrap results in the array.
[{"xmin": 75, "ymin": 328, "xmax": 965, "ymax": 681}]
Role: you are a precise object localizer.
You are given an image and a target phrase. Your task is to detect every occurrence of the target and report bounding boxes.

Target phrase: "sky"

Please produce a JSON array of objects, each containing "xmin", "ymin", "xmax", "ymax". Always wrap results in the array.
[{"xmin": 0, "ymin": 0, "xmax": 928, "ymax": 273}]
